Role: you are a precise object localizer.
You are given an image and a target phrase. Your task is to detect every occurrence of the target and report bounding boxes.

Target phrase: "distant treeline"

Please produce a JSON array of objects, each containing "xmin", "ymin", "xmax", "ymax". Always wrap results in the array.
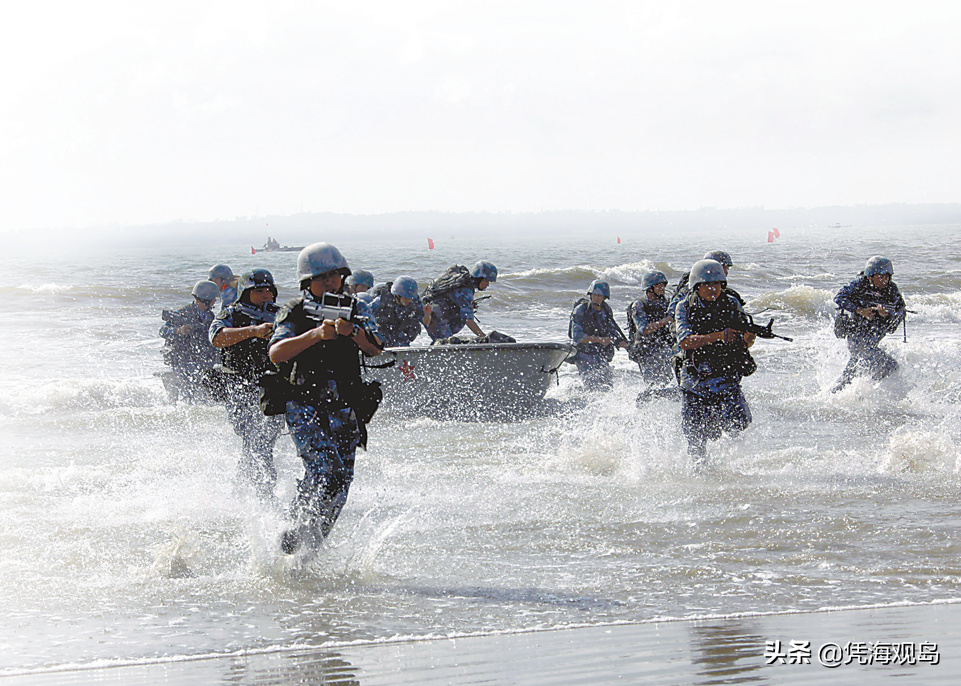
[{"xmin": 22, "ymin": 203, "xmax": 961, "ymax": 247}]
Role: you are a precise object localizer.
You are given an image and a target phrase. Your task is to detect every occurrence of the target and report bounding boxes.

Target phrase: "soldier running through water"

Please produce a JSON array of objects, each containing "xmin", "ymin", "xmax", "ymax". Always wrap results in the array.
[
  {"xmin": 209, "ymin": 269, "xmax": 285, "ymax": 500},
  {"xmin": 628, "ymin": 270, "xmax": 675, "ymax": 389},
  {"xmin": 675, "ymin": 259, "xmax": 757, "ymax": 466},
  {"xmin": 831, "ymin": 256, "xmax": 906, "ymax": 393},
  {"xmin": 159, "ymin": 280, "xmax": 220, "ymax": 402},
  {"xmin": 268, "ymin": 243, "xmax": 384, "ymax": 554},
  {"xmin": 569, "ymin": 279, "xmax": 630, "ymax": 390}
]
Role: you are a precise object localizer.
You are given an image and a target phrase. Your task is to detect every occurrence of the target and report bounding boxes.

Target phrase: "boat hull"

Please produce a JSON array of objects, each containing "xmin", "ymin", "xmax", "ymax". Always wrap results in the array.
[{"xmin": 364, "ymin": 342, "xmax": 573, "ymax": 420}]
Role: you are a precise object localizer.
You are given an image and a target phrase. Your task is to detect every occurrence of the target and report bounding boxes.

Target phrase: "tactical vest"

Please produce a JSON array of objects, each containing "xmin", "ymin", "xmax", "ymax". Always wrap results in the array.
[
  {"xmin": 840, "ymin": 275, "xmax": 905, "ymax": 338},
  {"xmin": 570, "ymin": 298, "xmax": 619, "ymax": 359},
  {"xmin": 628, "ymin": 295, "xmax": 673, "ymax": 350},
  {"xmin": 218, "ymin": 303, "xmax": 275, "ymax": 381},
  {"xmin": 683, "ymin": 292, "xmax": 753, "ymax": 379},
  {"xmin": 277, "ymin": 295, "xmax": 364, "ymax": 410}
]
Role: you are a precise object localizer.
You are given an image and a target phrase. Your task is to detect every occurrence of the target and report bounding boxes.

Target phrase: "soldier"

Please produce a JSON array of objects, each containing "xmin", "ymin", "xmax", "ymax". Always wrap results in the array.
[
  {"xmin": 569, "ymin": 280, "xmax": 629, "ymax": 390},
  {"xmin": 675, "ymin": 260, "xmax": 756, "ymax": 465},
  {"xmin": 831, "ymin": 256, "xmax": 906, "ymax": 393},
  {"xmin": 369, "ymin": 276, "xmax": 425, "ymax": 347},
  {"xmin": 423, "ymin": 260, "xmax": 497, "ymax": 341},
  {"xmin": 208, "ymin": 264, "xmax": 238, "ymax": 311},
  {"xmin": 345, "ymin": 270, "xmax": 374, "ymax": 299},
  {"xmin": 627, "ymin": 270, "xmax": 675, "ymax": 388},
  {"xmin": 159, "ymin": 280, "xmax": 219, "ymax": 401},
  {"xmin": 210, "ymin": 269, "xmax": 284, "ymax": 499},
  {"xmin": 268, "ymin": 243, "xmax": 384, "ymax": 554}
]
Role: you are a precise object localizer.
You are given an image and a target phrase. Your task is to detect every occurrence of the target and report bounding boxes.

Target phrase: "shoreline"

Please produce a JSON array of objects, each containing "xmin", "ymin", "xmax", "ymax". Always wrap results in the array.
[{"xmin": 5, "ymin": 600, "xmax": 960, "ymax": 685}]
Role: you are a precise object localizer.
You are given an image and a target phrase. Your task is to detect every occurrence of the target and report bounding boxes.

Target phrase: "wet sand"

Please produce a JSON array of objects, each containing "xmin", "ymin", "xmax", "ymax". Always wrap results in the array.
[{"xmin": 5, "ymin": 601, "xmax": 959, "ymax": 685}]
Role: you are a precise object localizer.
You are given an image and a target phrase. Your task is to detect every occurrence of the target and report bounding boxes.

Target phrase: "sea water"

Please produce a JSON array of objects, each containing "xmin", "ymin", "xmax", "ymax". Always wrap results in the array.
[{"xmin": 2, "ymin": 224, "xmax": 961, "ymax": 675}]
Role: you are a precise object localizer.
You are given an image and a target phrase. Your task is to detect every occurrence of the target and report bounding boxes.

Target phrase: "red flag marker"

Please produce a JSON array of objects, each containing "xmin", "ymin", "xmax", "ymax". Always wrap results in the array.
[
  {"xmin": 767, "ymin": 231, "xmax": 775, "ymax": 243},
  {"xmin": 772, "ymin": 227, "xmax": 780, "ymax": 238},
  {"xmin": 617, "ymin": 237, "xmax": 621, "ymax": 244},
  {"xmin": 427, "ymin": 238, "xmax": 434, "ymax": 250}
]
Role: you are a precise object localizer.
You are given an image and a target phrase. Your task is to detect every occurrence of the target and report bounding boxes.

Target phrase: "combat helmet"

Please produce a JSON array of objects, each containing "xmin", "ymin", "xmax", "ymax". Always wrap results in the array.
[
  {"xmin": 703, "ymin": 250, "xmax": 733, "ymax": 268},
  {"xmin": 864, "ymin": 256, "xmax": 894, "ymax": 277},
  {"xmin": 347, "ymin": 269, "xmax": 374, "ymax": 289},
  {"xmin": 642, "ymin": 270, "xmax": 668, "ymax": 291},
  {"xmin": 587, "ymin": 279, "xmax": 611, "ymax": 299},
  {"xmin": 296, "ymin": 242, "xmax": 351, "ymax": 288},
  {"xmin": 191, "ymin": 280, "xmax": 220, "ymax": 303},
  {"xmin": 208, "ymin": 264, "xmax": 234, "ymax": 282},
  {"xmin": 391, "ymin": 276, "xmax": 419, "ymax": 300},
  {"xmin": 238, "ymin": 268, "xmax": 278, "ymax": 299},
  {"xmin": 471, "ymin": 260, "xmax": 498, "ymax": 282},
  {"xmin": 689, "ymin": 259, "xmax": 727, "ymax": 287}
]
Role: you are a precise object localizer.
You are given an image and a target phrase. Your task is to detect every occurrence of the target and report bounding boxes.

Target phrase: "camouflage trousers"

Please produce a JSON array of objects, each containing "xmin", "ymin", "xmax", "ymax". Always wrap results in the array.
[
  {"xmin": 284, "ymin": 399, "xmax": 361, "ymax": 541},
  {"xmin": 681, "ymin": 386, "xmax": 752, "ymax": 462},
  {"xmin": 225, "ymin": 382, "xmax": 284, "ymax": 499}
]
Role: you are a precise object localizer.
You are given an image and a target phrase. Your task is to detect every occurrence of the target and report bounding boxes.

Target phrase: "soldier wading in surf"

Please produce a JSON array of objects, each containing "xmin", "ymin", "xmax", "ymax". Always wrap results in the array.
[
  {"xmin": 831, "ymin": 255, "xmax": 906, "ymax": 393},
  {"xmin": 675, "ymin": 259, "xmax": 757, "ymax": 465},
  {"xmin": 268, "ymin": 243, "xmax": 384, "ymax": 554}
]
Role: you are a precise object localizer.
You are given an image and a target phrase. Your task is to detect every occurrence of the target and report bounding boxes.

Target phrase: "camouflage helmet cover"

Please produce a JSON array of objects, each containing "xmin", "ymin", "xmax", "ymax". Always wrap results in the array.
[
  {"xmin": 587, "ymin": 279, "xmax": 611, "ymax": 299},
  {"xmin": 391, "ymin": 276, "xmax": 420, "ymax": 300},
  {"xmin": 296, "ymin": 242, "xmax": 351, "ymax": 286},
  {"xmin": 864, "ymin": 256, "xmax": 894, "ymax": 277},
  {"xmin": 191, "ymin": 280, "xmax": 220, "ymax": 302},
  {"xmin": 471, "ymin": 260, "xmax": 498, "ymax": 282},
  {"xmin": 346, "ymin": 269, "xmax": 374, "ymax": 289},
  {"xmin": 642, "ymin": 270, "xmax": 668, "ymax": 291},
  {"xmin": 238, "ymin": 268, "xmax": 278, "ymax": 298},
  {"xmin": 689, "ymin": 259, "xmax": 727, "ymax": 287}
]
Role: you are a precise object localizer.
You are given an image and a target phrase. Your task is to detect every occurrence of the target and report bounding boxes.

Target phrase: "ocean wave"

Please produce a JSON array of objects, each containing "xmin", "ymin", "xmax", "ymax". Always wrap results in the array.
[
  {"xmin": 748, "ymin": 285, "xmax": 835, "ymax": 318},
  {"xmin": 2, "ymin": 377, "xmax": 167, "ymax": 415},
  {"xmin": 879, "ymin": 429, "xmax": 958, "ymax": 474},
  {"xmin": 18, "ymin": 283, "xmax": 74, "ymax": 295}
]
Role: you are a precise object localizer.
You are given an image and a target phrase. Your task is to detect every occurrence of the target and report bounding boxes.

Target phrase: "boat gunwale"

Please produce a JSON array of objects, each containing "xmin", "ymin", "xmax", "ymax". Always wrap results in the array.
[{"xmin": 381, "ymin": 341, "xmax": 574, "ymax": 355}]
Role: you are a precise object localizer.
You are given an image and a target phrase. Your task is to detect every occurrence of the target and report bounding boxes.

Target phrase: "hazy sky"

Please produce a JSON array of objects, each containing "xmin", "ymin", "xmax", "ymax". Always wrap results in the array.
[{"xmin": 2, "ymin": 1, "xmax": 959, "ymax": 231}]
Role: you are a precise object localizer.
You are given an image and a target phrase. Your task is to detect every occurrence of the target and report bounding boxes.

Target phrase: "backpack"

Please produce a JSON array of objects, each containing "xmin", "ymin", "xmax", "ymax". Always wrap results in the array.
[
  {"xmin": 568, "ymin": 297, "xmax": 590, "ymax": 339},
  {"xmin": 369, "ymin": 281, "xmax": 392, "ymax": 301},
  {"xmin": 422, "ymin": 266, "xmax": 473, "ymax": 304}
]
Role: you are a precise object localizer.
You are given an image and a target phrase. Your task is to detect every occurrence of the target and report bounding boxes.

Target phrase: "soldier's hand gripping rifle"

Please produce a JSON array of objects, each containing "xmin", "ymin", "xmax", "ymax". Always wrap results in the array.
[
  {"xmin": 302, "ymin": 292, "xmax": 359, "ymax": 325},
  {"xmin": 234, "ymin": 301, "xmax": 280, "ymax": 325},
  {"xmin": 302, "ymin": 292, "xmax": 383, "ymax": 350},
  {"xmin": 861, "ymin": 300, "xmax": 916, "ymax": 342},
  {"xmin": 735, "ymin": 314, "xmax": 793, "ymax": 342}
]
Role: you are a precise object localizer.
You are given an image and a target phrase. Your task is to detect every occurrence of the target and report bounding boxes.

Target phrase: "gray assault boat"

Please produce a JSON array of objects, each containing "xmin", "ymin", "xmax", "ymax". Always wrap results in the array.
[{"xmin": 365, "ymin": 341, "xmax": 573, "ymax": 420}]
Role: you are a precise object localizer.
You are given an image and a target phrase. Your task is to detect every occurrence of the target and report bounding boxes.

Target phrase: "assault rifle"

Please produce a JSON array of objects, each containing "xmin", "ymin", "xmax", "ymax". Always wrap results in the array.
[
  {"xmin": 734, "ymin": 314, "xmax": 793, "ymax": 342},
  {"xmin": 303, "ymin": 292, "xmax": 358, "ymax": 324},
  {"xmin": 233, "ymin": 301, "xmax": 280, "ymax": 325},
  {"xmin": 860, "ymin": 300, "xmax": 916, "ymax": 342}
]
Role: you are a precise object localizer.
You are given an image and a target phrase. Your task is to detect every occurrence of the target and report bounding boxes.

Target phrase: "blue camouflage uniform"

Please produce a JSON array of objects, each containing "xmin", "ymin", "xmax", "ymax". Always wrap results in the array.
[
  {"xmin": 370, "ymin": 292, "xmax": 425, "ymax": 347},
  {"xmin": 269, "ymin": 294, "xmax": 382, "ymax": 547},
  {"xmin": 833, "ymin": 274, "xmax": 906, "ymax": 390},
  {"xmin": 627, "ymin": 293, "xmax": 675, "ymax": 386},
  {"xmin": 675, "ymin": 292, "xmax": 753, "ymax": 460},
  {"xmin": 209, "ymin": 301, "xmax": 284, "ymax": 499},
  {"xmin": 426, "ymin": 285, "xmax": 476, "ymax": 340},
  {"xmin": 160, "ymin": 302, "xmax": 217, "ymax": 398},
  {"xmin": 569, "ymin": 299, "xmax": 628, "ymax": 389}
]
